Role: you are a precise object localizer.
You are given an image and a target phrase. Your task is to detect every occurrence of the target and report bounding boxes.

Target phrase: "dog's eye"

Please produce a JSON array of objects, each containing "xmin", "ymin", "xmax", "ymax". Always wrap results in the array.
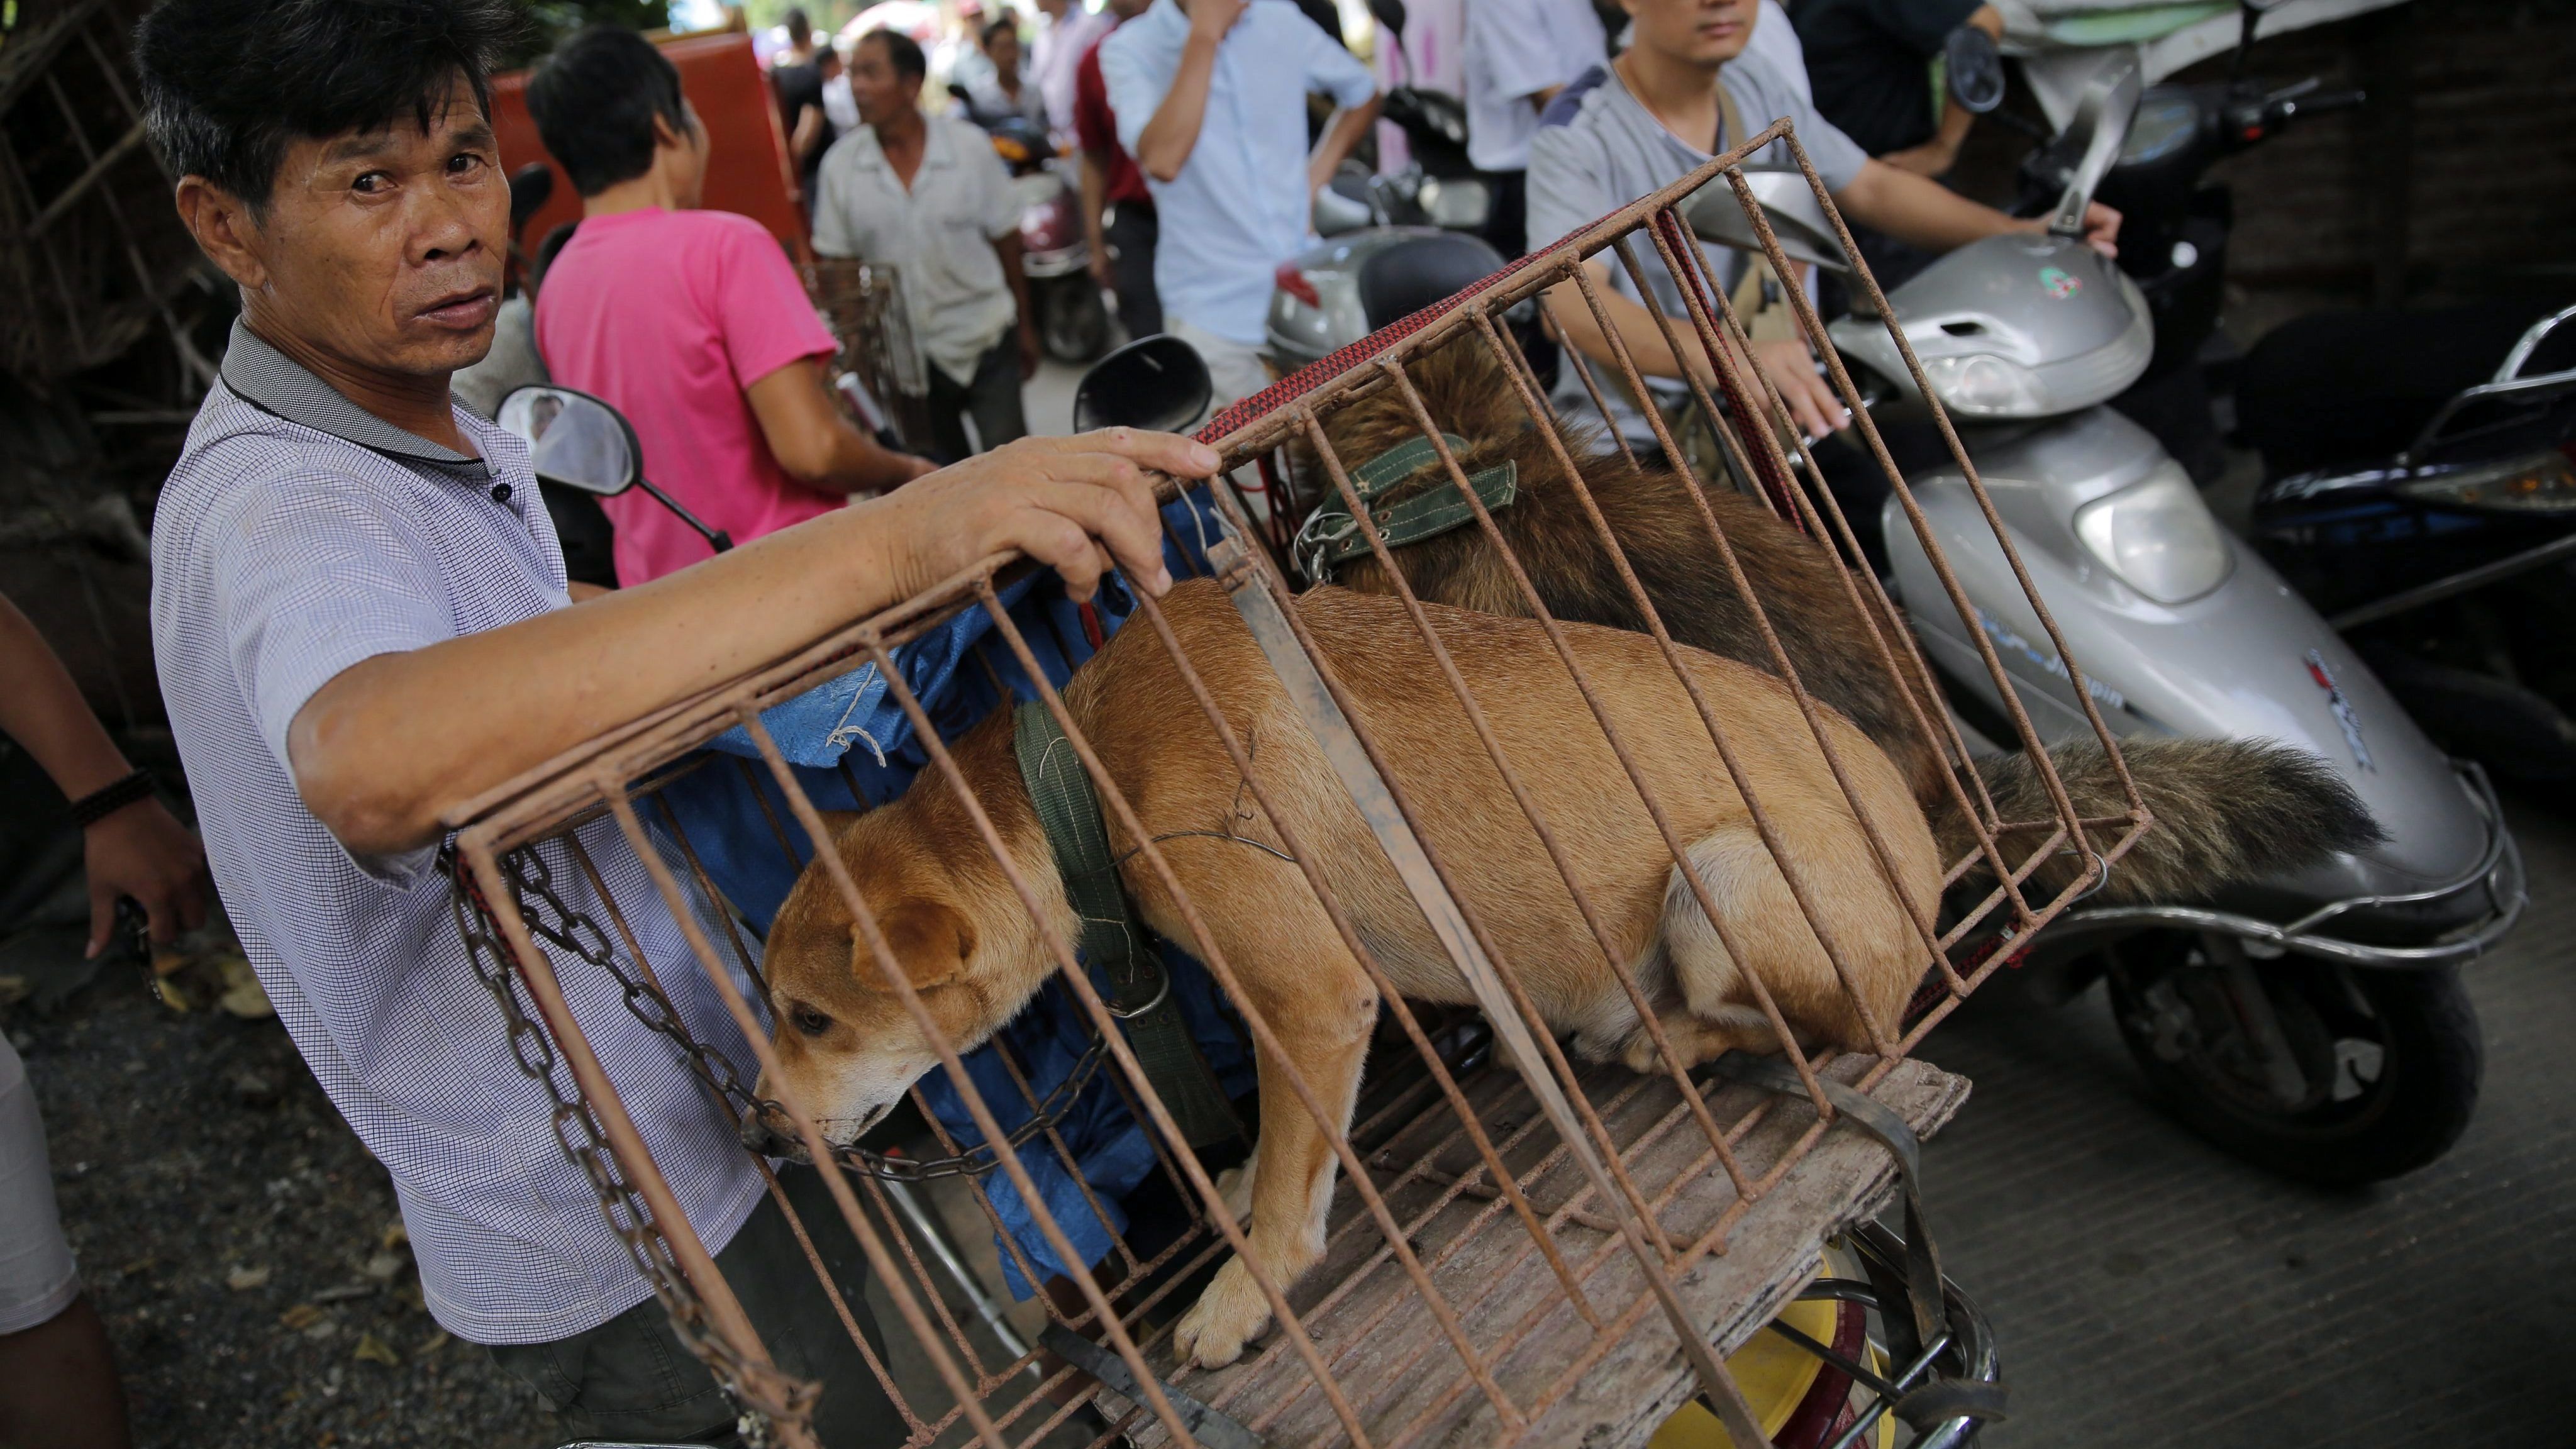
[{"xmin": 789, "ymin": 1003, "xmax": 834, "ymax": 1038}]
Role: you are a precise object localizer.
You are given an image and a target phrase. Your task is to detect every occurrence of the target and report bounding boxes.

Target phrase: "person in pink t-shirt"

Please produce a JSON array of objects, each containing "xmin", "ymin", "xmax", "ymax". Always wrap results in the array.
[{"xmin": 528, "ymin": 26, "xmax": 930, "ymax": 586}]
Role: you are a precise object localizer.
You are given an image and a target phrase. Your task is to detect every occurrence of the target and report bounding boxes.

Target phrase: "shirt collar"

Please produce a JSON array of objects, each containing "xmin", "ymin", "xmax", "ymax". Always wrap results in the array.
[{"xmin": 218, "ymin": 318, "xmax": 487, "ymax": 473}]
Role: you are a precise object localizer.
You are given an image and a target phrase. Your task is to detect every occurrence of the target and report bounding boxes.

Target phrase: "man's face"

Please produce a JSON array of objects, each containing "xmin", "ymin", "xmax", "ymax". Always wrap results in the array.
[
  {"xmin": 1621, "ymin": 0, "xmax": 1758, "ymax": 68},
  {"xmin": 985, "ymin": 28, "xmax": 1021, "ymax": 73},
  {"xmin": 218, "ymin": 72, "xmax": 506, "ymax": 378},
  {"xmin": 850, "ymin": 39, "xmax": 920, "ymax": 126}
]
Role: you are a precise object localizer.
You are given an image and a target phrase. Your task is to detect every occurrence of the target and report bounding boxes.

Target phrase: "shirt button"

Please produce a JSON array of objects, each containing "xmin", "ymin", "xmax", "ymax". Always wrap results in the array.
[{"xmin": 491, "ymin": 482, "xmax": 513, "ymax": 505}]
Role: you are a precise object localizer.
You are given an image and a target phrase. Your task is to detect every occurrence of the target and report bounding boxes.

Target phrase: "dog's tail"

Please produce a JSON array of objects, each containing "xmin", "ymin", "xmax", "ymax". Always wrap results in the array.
[{"xmin": 1936, "ymin": 737, "xmax": 2384, "ymax": 905}]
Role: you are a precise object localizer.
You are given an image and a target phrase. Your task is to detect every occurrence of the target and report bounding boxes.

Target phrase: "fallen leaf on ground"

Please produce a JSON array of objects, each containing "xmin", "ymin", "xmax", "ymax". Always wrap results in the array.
[
  {"xmin": 313, "ymin": 1282, "xmax": 374, "ymax": 1304},
  {"xmin": 379, "ymin": 1220, "xmax": 408, "ymax": 1251},
  {"xmin": 361, "ymin": 1251, "xmax": 406, "ymax": 1283},
  {"xmin": 279, "ymin": 1303, "xmax": 323, "ymax": 1330},
  {"xmin": 226, "ymin": 1264, "xmax": 270, "ymax": 1291},
  {"xmin": 352, "ymin": 1331, "xmax": 399, "ymax": 1367},
  {"xmin": 418, "ymin": 1328, "xmax": 450, "ymax": 1355},
  {"xmin": 0, "ymin": 975, "xmax": 28, "ymax": 1009}
]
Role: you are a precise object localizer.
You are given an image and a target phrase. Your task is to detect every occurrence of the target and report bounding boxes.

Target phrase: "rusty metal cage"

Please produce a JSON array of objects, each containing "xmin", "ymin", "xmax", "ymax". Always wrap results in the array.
[
  {"xmin": 448, "ymin": 124, "xmax": 2152, "ymax": 1449},
  {"xmin": 805, "ymin": 257, "xmax": 936, "ymax": 457}
]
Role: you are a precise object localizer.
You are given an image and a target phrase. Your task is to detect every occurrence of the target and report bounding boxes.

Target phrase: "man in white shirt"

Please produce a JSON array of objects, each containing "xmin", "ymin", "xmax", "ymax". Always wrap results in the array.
[
  {"xmin": 1032, "ymin": 0, "xmax": 1114, "ymax": 142},
  {"xmin": 1101, "ymin": 0, "xmax": 1380, "ymax": 405},
  {"xmin": 815, "ymin": 28, "xmax": 1039, "ymax": 459},
  {"xmin": 1463, "ymin": 0, "xmax": 1607, "ymax": 257}
]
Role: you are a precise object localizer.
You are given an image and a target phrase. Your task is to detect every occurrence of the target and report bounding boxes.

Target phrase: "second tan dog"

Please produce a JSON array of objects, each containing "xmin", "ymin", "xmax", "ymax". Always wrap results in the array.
[{"xmin": 757, "ymin": 579, "xmax": 1940, "ymax": 1368}]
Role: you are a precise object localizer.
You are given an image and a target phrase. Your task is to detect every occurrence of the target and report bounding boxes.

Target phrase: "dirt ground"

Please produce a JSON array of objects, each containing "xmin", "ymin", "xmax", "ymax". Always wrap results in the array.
[{"xmin": 10, "ymin": 967, "xmax": 563, "ymax": 1449}]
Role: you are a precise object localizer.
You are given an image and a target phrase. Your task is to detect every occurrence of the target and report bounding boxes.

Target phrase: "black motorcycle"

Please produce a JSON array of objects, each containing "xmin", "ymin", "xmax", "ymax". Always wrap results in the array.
[{"xmin": 2244, "ymin": 303, "xmax": 2576, "ymax": 783}]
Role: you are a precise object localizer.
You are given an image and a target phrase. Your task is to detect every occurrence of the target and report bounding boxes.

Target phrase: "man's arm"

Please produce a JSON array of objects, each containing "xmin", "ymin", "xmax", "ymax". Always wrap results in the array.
[
  {"xmin": 1836, "ymin": 157, "xmax": 2119, "ymax": 255},
  {"xmin": 996, "ymin": 231, "xmax": 1042, "ymax": 379},
  {"xmin": 1543, "ymin": 260, "xmax": 1850, "ymax": 440},
  {"xmin": 0, "ymin": 596, "xmax": 206, "ymax": 950},
  {"xmin": 1133, "ymin": 0, "xmax": 1245, "ymax": 182},
  {"xmin": 290, "ymin": 431, "xmax": 1221, "ymax": 857},
  {"xmin": 747, "ymin": 357, "xmax": 935, "ymax": 493},
  {"xmin": 1304, "ymin": 92, "xmax": 1383, "ymax": 197},
  {"xmin": 1080, "ymin": 148, "xmax": 1114, "ymax": 289},
  {"xmin": 1875, "ymin": 4, "xmax": 2006, "ymax": 177}
]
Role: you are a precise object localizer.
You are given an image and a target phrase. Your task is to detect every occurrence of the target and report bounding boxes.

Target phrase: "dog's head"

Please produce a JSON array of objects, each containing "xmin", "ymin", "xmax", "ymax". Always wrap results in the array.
[{"xmin": 750, "ymin": 792, "xmax": 1050, "ymax": 1152}]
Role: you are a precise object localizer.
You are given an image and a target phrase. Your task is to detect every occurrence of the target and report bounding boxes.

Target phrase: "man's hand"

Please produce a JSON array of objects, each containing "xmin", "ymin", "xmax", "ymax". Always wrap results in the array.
[
  {"xmin": 868, "ymin": 429, "xmax": 1219, "ymax": 604},
  {"xmin": 2074, "ymin": 200, "xmax": 2121, "ymax": 257},
  {"xmin": 1189, "ymin": 0, "xmax": 1248, "ymax": 42},
  {"xmin": 1089, "ymin": 247, "xmax": 1114, "ymax": 289},
  {"xmin": 84, "ymin": 800, "xmax": 208, "ymax": 957},
  {"xmin": 1753, "ymin": 338, "xmax": 1850, "ymax": 442},
  {"xmin": 1018, "ymin": 319, "xmax": 1043, "ymax": 380}
]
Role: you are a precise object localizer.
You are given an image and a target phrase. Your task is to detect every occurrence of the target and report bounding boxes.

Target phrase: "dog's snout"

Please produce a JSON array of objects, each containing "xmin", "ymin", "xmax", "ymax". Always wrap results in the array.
[{"xmin": 737, "ymin": 1106, "xmax": 809, "ymax": 1163}]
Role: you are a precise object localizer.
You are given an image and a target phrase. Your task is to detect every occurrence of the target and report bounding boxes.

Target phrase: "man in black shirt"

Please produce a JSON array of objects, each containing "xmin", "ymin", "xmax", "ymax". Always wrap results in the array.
[
  {"xmin": 770, "ymin": 8, "xmax": 838, "ymax": 206},
  {"xmin": 1791, "ymin": 0, "xmax": 2000, "ymax": 177}
]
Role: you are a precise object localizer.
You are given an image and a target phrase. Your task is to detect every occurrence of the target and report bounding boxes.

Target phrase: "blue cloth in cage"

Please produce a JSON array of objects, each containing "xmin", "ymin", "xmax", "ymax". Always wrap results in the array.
[{"xmin": 656, "ymin": 490, "xmax": 1250, "ymax": 1297}]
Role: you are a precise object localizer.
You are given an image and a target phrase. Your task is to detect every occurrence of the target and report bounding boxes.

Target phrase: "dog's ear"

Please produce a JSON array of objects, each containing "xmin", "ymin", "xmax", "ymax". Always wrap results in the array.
[{"xmin": 855, "ymin": 899, "xmax": 978, "ymax": 991}]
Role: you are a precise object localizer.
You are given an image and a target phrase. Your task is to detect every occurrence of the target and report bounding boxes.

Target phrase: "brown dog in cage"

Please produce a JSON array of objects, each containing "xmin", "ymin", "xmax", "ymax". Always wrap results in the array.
[
  {"xmin": 1305, "ymin": 336, "xmax": 2382, "ymax": 905},
  {"xmin": 758, "ymin": 578, "xmax": 1946, "ymax": 1368}
]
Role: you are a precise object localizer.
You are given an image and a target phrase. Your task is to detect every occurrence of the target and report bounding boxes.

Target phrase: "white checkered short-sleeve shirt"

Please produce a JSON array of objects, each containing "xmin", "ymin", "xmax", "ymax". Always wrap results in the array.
[{"xmin": 152, "ymin": 321, "xmax": 763, "ymax": 1345}]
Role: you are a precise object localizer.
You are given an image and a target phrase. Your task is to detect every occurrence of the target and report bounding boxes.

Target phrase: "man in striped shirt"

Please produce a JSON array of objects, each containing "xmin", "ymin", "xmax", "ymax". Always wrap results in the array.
[{"xmin": 133, "ymin": 1, "xmax": 1214, "ymax": 1440}]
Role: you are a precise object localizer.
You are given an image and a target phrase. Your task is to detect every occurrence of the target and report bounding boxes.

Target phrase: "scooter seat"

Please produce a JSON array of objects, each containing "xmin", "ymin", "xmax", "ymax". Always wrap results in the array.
[{"xmin": 1357, "ymin": 231, "xmax": 1507, "ymax": 333}]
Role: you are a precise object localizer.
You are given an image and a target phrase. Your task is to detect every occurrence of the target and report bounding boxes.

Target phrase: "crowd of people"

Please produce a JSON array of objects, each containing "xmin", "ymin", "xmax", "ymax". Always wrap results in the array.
[{"xmin": 0, "ymin": 1, "xmax": 2124, "ymax": 1445}]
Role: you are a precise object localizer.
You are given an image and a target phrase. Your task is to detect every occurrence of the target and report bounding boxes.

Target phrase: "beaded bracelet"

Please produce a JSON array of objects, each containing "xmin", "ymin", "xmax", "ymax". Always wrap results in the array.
[{"xmin": 68, "ymin": 769, "xmax": 155, "ymax": 828}]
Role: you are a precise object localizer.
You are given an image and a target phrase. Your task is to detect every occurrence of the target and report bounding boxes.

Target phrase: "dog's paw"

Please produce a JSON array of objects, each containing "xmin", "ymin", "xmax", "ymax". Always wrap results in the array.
[{"xmin": 1172, "ymin": 1259, "xmax": 1271, "ymax": 1368}]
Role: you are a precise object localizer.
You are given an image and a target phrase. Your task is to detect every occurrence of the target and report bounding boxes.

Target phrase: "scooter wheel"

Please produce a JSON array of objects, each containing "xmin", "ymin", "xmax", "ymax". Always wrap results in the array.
[{"xmin": 2104, "ymin": 931, "xmax": 2482, "ymax": 1185}]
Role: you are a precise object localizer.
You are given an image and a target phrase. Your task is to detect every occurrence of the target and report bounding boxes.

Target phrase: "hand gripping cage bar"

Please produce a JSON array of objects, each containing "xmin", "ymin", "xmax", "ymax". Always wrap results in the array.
[{"xmin": 442, "ymin": 119, "xmax": 2150, "ymax": 1449}]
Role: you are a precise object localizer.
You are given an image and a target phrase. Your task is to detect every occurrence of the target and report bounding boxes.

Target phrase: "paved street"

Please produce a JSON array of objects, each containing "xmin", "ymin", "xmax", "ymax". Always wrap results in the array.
[{"xmin": 1919, "ymin": 796, "xmax": 2572, "ymax": 1447}]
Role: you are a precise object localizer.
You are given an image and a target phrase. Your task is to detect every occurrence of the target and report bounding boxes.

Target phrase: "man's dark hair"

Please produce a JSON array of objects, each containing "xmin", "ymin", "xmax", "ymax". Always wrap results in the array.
[
  {"xmin": 784, "ymin": 7, "xmax": 813, "ymax": 47},
  {"xmin": 981, "ymin": 16, "xmax": 1019, "ymax": 48},
  {"xmin": 526, "ymin": 26, "xmax": 690, "ymax": 198},
  {"xmin": 858, "ymin": 28, "xmax": 928, "ymax": 86},
  {"xmin": 133, "ymin": 0, "xmax": 519, "ymax": 208}
]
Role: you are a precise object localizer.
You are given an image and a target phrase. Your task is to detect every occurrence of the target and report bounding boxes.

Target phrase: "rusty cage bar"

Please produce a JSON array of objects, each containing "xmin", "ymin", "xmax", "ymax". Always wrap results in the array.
[{"xmin": 445, "ymin": 123, "xmax": 2151, "ymax": 1449}]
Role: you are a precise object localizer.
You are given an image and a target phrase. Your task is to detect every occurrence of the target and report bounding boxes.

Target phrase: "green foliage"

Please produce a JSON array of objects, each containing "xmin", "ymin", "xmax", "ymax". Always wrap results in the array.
[{"xmin": 510, "ymin": 0, "xmax": 675, "ymax": 66}]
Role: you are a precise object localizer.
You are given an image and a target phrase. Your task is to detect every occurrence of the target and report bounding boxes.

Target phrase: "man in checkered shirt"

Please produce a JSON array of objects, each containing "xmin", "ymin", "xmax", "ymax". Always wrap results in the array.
[{"xmin": 133, "ymin": 1, "xmax": 1219, "ymax": 1440}]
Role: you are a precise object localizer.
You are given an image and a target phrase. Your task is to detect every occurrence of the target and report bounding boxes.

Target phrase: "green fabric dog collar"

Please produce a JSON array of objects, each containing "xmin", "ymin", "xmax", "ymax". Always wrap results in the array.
[
  {"xmin": 1294, "ymin": 431, "xmax": 1519, "ymax": 583},
  {"xmin": 1011, "ymin": 699, "xmax": 1242, "ymax": 1150}
]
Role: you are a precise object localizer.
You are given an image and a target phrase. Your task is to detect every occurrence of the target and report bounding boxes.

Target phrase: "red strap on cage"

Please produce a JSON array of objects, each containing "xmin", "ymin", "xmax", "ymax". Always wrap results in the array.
[{"xmin": 1904, "ymin": 934, "xmax": 2030, "ymax": 1028}]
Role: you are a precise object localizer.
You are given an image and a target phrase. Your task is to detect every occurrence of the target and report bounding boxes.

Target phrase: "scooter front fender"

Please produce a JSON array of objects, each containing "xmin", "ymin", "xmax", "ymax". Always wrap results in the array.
[{"xmin": 1881, "ymin": 406, "xmax": 2507, "ymax": 945}]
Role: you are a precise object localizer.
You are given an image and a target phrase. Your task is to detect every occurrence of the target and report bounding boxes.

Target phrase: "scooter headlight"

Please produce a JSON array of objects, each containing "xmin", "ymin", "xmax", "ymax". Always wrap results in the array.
[
  {"xmin": 2073, "ymin": 464, "xmax": 2235, "ymax": 603},
  {"xmin": 1921, "ymin": 353, "xmax": 2051, "ymax": 418},
  {"xmin": 2394, "ymin": 448, "xmax": 2576, "ymax": 512}
]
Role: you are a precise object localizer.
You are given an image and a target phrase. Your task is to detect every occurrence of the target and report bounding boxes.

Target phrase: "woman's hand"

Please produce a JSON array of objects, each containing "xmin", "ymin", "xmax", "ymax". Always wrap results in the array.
[
  {"xmin": 84, "ymin": 799, "xmax": 209, "ymax": 958},
  {"xmin": 869, "ymin": 428, "xmax": 1222, "ymax": 604}
]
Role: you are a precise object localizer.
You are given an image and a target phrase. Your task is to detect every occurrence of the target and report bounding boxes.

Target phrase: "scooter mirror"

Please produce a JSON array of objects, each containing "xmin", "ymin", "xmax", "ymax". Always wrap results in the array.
[
  {"xmin": 2048, "ymin": 49, "xmax": 2143, "ymax": 238},
  {"xmin": 1682, "ymin": 170, "xmax": 1852, "ymax": 274},
  {"xmin": 1073, "ymin": 335, "xmax": 1213, "ymax": 435},
  {"xmin": 497, "ymin": 386, "xmax": 637, "ymax": 497},
  {"xmin": 496, "ymin": 384, "xmax": 736, "ymax": 553},
  {"xmin": 1944, "ymin": 26, "xmax": 2005, "ymax": 114},
  {"xmin": 1369, "ymin": 0, "xmax": 1407, "ymax": 36}
]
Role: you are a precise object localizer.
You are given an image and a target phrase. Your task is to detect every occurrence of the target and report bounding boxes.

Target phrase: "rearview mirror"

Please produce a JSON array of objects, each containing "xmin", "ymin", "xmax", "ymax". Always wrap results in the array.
[
  {"xmin": 497, "ymin": 386, "xmax": 638, "ymax": 497},
  {"xmin": 1683, "ymin": 170, "xmax": 1852, "ymax": 273},
  {"xmin": 1074, "ymin": 334, "xmax": 1213, "ymax": 434}
]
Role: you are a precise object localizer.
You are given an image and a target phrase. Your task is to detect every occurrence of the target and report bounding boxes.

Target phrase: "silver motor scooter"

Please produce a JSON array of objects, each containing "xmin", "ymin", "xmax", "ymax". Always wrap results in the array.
[{"xmin": 1715, "ymin": 52, "xmax": 2526, "ymax": 1184}]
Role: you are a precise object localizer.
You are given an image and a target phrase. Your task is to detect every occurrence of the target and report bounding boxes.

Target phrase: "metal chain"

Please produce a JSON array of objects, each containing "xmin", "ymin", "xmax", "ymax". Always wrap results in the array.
[
  {"xmin": 497, "ymin": 842, "xmax": 1115, "ymax": 1185},
  {"xmin": 444, "ymin": 846, "xmax": 784, "ymax": 1447}
]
